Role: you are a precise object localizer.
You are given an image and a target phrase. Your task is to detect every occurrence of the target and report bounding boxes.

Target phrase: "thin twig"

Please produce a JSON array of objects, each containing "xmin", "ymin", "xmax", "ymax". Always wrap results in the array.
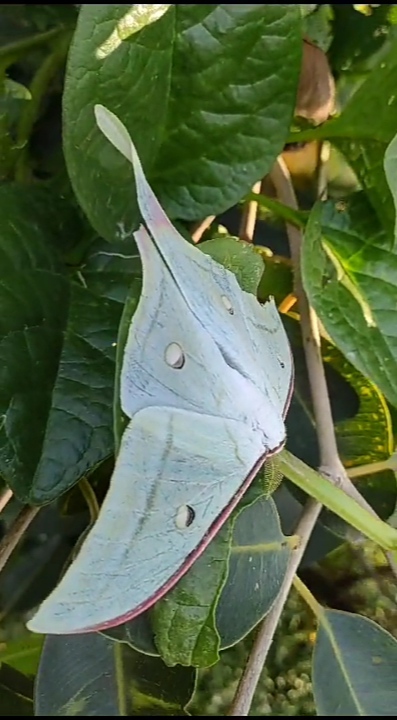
[
  {"xmin": 0, "ymin": 487, "xmax": 13, "ymax": 514},
  {"xmin": 229, "ymin": 499, "xmax": 322, "ymax": 716},
  {"xmin": 269, "ymin": 157, "xmax": 378, "ymax": 516},
  {"xmin": 239, "ymin": 180, "xmax": 262, "ymax": 243},
  {"xmin": 190, "ymin": 215, "xmax": 216, "ymax": 244},
  {"xmin": 0, "ymin": 505, "xmax": 40, "ymax": 574},
  {"xmin": 278, "ymin": 293, "xmax": 297, "ymax": 314},
  {"xmin": 229, "ymin": 150, "xmax": 396, "ymax": 716}
]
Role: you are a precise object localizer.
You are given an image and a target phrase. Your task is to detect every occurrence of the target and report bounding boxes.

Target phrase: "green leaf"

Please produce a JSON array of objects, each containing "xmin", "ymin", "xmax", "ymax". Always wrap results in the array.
[
  {"xmin": 102, "ymin": 613, "xmax": 159, "ymax": 658},
  {"xmin": 321, "ymin": 342, "xmax": 396, "ymax": 533},
  {"xmin": 215, "ymin": 496, "xmax": 293, "ymax": 649},
  {"xmin": 304, "ymin": 4, "xmax": 333, "ymax": 52},
  {"xmin": 3, "ymin": 78, "xmax": 31, "ymax": 101},
  {"xmin": 334, "ymin": 138, "xmax": 395, "ymax": 238},
  {"xmin": 301, "ymin": 194, "xmax": 397, "ymax": 409},
  {"xmin": 35, "ymin": 633, "xmax": 196, "ymax": 716},
  {"xmin": 330, "ymin": 4, "xmax": 394, "ymax": 75},
  {"xmin": 63, "ymin": 4, "xmax": 302, "ymax": 241},
  {"xmin": 152, "ymin": 525, "xmax": 231, "ymax": 669},
  {"xmin": 313, "ymin": 609, "xmax": 397, "ymax": 715},
  {"xmin": 294, "ymin": 36, "xmax": 397, "ymax": 234},
  {"xmin": 0, "ymin": 185, "xmax": 141, "ymax": 503},
  {"xmin": 0, "ymin": 634, "xmax": 43, "ymax": 676},
  {"xmin": 384, "ymin": 130, "xmax": 397, "ymax": 248},
  {"xmin": 199, "ymin": 235, "xmax": 264, "ymax": 295},
  {"xmin": 0, "ymin": 663, "xmax": 34, "ymax": 716}
]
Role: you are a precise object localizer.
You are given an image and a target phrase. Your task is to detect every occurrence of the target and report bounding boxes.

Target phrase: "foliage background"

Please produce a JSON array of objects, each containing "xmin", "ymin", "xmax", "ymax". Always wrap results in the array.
[{"xmin": 1, "ymin": 3, "xmax": 397, "ymax": 716}]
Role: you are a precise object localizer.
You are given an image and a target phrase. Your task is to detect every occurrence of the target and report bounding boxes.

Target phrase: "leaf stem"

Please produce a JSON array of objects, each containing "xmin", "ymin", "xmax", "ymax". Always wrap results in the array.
[
  {"xmin": 228, "ymin": 499, "xmax": 322, "ymax": 716},
  {"xmin": 279, "ymin": 450, "xmax": 397, "ymax": 551},
  {"xmin": 79, "ymin": 477, "xmax": 100, "ymax": 523},
  {"xmin": 0, "ymin": 27, "xmax": 65, "ymax": 66},
  {"xmin": 14, "ymin": 31, "xmax": 72, "ymax": 183},
  {"xmin": 0, "ymin": 505, "xmax": 40, "ymax": 575},
  {"xmin": 246, "ymin": 191, "xmax": 308, "ymax": 228},
  {"xmin": 348, "ymin": 458, "xmax": 396, "ymax": 478},
  {"xmin": 293, "ymin": 574, "xmax": 321, "ymax": 617}
]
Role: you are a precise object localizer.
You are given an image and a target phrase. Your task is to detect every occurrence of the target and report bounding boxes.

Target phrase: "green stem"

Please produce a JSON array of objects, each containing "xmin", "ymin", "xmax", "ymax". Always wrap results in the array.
[
  {"xmin": 246, "ymin": 192, "xmax": 308, "ymax": 229},
  {"xmin": 78, "ymin": 477, "xmax": 100, "ymax": 523},
  {"xmin": 0, "ymin": 27, "xmax": 65, "ymax": 68},
  {"xmin": 348, "ymin": 458, "xmax": 395, "ymax": 478},
  {"xmin": 293, "ymin": 575, "xmax": 321, "ymax": 618},
  {"xmin": 279, "ymin": 449, "xmax": 397, "ymax": 551},
  {"xmin": 14, "ymin": 31, "xmax": 72, "ymax": 183}
]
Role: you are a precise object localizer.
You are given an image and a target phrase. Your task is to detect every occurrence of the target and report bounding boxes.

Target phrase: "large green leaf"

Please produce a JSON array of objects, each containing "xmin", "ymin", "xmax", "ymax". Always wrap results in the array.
[
  {"xmin": 301, "ymin": 193, "xmax": 397, "ymax": 409},
  {"xmin": 199, "ymin": 236, "xmax": 264, "ymax": 296},
  {"xmin": 384, "ymin": 130, "xmax": 397, "ymax": 248},
  {"xmin": 152, "ymin": 525, "xmax": 231, "ymax": 669},
  {"xmin": 312, "ymin": 609, "xmax": 397, "ymax": 715},
  {"xmin": 34, "ymin": 633, "xmax": 196, "ymax": 716},
  {"xmin": 0, "ymin": 633, "xmax": 43, "ymax": 676},
  {"xmin": 63, "ymin": 4, "xmax": 302, "ymax": 241},
  {"xmin": 0, "ymin": 663, "xmax": 34, "ymax": 716},
  {"xmin": 0, "ymin": 185, "xmax": 140, "ymax": 503},
  {"xmin": 215, "ymin": 496, "xmax": 293, "ymax": 649}
]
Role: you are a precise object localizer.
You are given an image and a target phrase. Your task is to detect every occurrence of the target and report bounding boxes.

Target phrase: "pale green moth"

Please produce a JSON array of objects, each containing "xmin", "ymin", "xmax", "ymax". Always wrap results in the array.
[{"xmin": 27, "ymin": 106, "xmax": 293, "ymax": 635}]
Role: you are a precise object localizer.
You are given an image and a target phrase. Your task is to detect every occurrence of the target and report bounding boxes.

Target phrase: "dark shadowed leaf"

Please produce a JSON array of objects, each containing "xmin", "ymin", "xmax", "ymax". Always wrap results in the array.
[
  {"xmin": 34, "ymin": 633, "xmax": 196, "ymax": 716},
  {"xmin": 0, "ymin": 663, "xmax": 34, "ymax": 716},
  {"xmin": 0, "ymin": 184, "xmax": 140, "ymax": 503},
  {"xmin": 330, "ymin": 4, "xmax": 394, "ymax": 75},
  {"xmin": 102, "ymin": 612, "xmax": 159, "ymax": 658},
  {"xmin": 313, "ymin": 609, "xmax": 397, "ymax": 715},
  {"xmin": 215, "ymin": 496, "xmax": 293, "ymax": 649}
]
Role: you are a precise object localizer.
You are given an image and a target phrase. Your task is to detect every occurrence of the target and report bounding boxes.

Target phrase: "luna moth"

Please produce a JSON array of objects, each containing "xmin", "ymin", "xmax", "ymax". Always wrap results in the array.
[{"xmin": 27, "ymin": 105, "xmax": 293, "ymax": 635}]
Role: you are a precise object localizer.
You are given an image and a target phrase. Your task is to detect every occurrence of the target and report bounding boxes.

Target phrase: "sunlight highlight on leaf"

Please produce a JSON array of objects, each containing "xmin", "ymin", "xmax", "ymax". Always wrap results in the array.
[{"xmin": 96, "ymin": 4, "xmax": 170, "ymax": 59}]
